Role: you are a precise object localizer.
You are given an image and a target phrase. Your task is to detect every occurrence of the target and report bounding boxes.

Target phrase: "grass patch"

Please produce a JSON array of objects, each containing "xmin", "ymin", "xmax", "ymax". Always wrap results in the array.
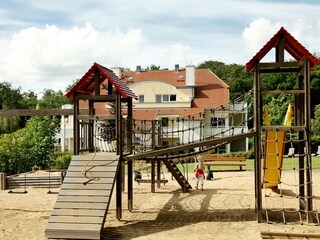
[{"xmin": 175, "ymin": 157, "xmax": 320, "ymax": 172}]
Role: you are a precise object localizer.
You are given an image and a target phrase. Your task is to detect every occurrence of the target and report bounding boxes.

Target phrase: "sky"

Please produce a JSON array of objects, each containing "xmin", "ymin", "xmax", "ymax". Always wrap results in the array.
[{"xmin": 0, "ymin": 0, "xmax": 320, "ymax": 95}]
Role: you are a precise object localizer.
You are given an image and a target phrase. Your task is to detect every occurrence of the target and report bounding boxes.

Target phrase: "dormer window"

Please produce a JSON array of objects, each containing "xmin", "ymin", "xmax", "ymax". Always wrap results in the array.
[
  {"xmin": 155, "ymin": 94, "xmax": 177, "ymax": 102},
  {"xmin": 128, "ymin": 76, "xmax": 134, "ymax": 83},
  {"xmin": 138, "ymin": 95, "xmax": 144, "ymax": 102},
  {"xmin": 177, "ymin": 75, "xmax": 184, "ymax": 81}
]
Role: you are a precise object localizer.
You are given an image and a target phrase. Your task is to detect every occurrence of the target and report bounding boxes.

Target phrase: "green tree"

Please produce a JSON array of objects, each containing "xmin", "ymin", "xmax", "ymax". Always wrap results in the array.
[
  {"xmin": 197, "ymin": 60, "xmax": 252, "ymax": 100},
  {"xmin": 312, "ymin": 104, "xmax": 320, "ymax": 135},
  {"xmin": 0, "ymin": 116, "xmax": 60, "ymax": 174},
  {"xmin": 37, "ymin": 89, "xmax": 72, "ymax": 109},
  {"xmin": 0, "ymin": 82, "xmax": 25, "ymax": 133},
  {"xmin": 145, "ymin": 64, "xmax": 161, "ymax": 71},
  {"xmin": 264, "ymin": 94, "xmax": 293, "ymax": 126}
]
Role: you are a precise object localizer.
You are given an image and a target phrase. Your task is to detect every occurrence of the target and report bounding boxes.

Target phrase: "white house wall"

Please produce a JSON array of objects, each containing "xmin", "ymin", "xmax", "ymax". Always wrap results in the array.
[{"xmin": 129, "ymin": 81, "xmax": 193, "ymax": 108}]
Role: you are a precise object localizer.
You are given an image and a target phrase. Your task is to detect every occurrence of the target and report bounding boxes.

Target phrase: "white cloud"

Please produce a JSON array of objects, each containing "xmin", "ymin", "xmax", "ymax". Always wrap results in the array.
[
  {"xmin": 242, "ymin": 17, "xmax": 320, "ymax": 62},
  {"xmin": 242, "ymin": 18, "xmax": 282, "ymax": 56},
  {"xmin": 168, "ymin": 44, "xmax": 191, "ymax": 67},
  {"xmin": 0, "ymin": 23, "xmax": 145, "ymax": 93}
]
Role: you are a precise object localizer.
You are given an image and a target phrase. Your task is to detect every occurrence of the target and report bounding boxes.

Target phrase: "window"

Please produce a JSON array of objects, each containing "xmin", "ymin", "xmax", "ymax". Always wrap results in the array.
[
  {"xmin": 138, "ymin": 95, "xmax": 144, "ymax": 102},
  {"xmin": 156, "ymin": 95, "xmax": 161, "ymax": 103},
  {"xmin": 211, "ymin": 117, "xmax": 225, "ymax": 127},
  {"xmin": 170, "ymin": 95, "xmax": 176, "ymax": 101},
  {"xmin": 162, "ymin": 117, "xmax": 169, "ymax": 127},
  {"xmin": 155, "ymin": 94, "xmax": 177, "ymax": 102}
]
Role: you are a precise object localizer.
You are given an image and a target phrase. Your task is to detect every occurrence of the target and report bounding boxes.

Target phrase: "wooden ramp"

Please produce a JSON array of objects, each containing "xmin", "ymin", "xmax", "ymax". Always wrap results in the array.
[{"xmin": 45, "ymin": 152, "xmax": 119, "ymax": 240}]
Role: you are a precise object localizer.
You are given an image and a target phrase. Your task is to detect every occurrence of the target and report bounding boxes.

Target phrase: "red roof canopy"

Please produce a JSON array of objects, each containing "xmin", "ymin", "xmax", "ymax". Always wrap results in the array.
[
  {"xmin": 65, "ymin": 62, "xmax": 137, "ymax": 99},
  {"xmin": 245, "ymin": 27, "xmax": 319, "ymax": 72}
]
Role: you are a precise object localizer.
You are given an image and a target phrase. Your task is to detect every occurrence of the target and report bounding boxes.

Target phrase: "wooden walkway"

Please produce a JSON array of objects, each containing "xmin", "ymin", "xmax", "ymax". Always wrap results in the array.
[{"xmin": 45, "ymin": 152, "xmax": 119, "ymax": 240}]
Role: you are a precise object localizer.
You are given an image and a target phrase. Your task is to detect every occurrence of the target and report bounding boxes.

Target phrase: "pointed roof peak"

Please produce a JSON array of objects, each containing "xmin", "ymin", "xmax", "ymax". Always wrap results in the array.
[
  {"xmin": 65, "ymin": 62, "xmax": 137, "ymax": 99},
  {"xmin": 245, "ymin": 27, "xmax": 319, "ymax": 72}
]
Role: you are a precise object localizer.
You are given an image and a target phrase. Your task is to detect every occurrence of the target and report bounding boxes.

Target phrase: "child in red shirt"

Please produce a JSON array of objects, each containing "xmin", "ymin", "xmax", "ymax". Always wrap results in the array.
[{"xmin": 194, "ymin": 155, "xmax": 205, "ymax": 190}]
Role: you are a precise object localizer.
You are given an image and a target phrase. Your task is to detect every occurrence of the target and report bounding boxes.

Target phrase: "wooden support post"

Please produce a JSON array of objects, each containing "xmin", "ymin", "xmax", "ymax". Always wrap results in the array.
[
  {"xmin": 94, "ymin": 69, "xmax": 100, "ymax": 96},
  {"xmin": 0, "ymin": 173, "xmax": 6, "ymax": 190},
  {"xmin": 151, "ymin": 160, "xmax": 155, "ymax": 193},
  {"xmin": 116, "ymin": 160, "xmax": 122, "ymax": 220},
  {"xmin": 88, "ymin": 100, "xmax": 94, "ymax": 152},
  {"xmin": 127, "ymin": 98, "xmax": 133, "ymax": 154},
  {"xmin": 253, "ymin": 64, "xmax": 262, "ymax": 222},
  {"xmin": 296, "ymin": 75, "xmax": 305, "ymax": 212},
  {"xmin": 107, "ymin": 81, "xmax": 113, "ymax": 95},
  {"xmin": 157, "ymin": 158, "xmax": 161, "ymax": 188},
  {"xmin": 304, "ymin": 59, "xmax": 313, "ymax": 223},
  {"xmin": 127, "ymin": 97, "xmax": 133, "ymax": 211},
  {"xmin": 116, "ymin": 93, "xmax": 123, "ymax": 220},
  {"xmin": 275, "ymin": 34, "xmax": 285, "ymax": 63},
  {"xmin": 127, "ymin": 160, "xmax": 133, "ymax": 211},
  {"xmin": 73, "ymin": 93, "xmax": 80, "ymax": 155},
  {"xmin": 121, "ymin": 163, "xmax": 125, "ymax": 192}
]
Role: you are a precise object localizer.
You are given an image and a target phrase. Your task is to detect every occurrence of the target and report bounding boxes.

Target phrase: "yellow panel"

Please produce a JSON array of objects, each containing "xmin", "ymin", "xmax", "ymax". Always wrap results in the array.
[{"xmin": 263, "ymin": 104, "xmax": 293, "ymax": 189}]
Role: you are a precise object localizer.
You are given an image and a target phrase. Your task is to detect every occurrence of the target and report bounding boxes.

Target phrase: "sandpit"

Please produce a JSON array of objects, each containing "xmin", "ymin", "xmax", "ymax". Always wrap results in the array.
[{"xmin": 1, "ymin": 170, "xmax": 320, "ymax": 240}]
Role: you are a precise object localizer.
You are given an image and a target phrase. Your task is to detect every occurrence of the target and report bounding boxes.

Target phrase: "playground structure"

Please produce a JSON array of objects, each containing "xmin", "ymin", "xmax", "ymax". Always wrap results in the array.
[{"xmin": 44, "ymin": 27, "xmax": 320, "ymax": 239}]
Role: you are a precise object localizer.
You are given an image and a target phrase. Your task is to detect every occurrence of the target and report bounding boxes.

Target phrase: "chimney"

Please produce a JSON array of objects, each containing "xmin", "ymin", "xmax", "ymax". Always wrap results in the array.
[
  {"xmin": 111, "ymin": 67, "xmax": 122, "ymax": 78},
  {"xmin": 136, "ymin": 65, "xmax": 141, "ymax": 73},
  {"xmin": 186, "ymin": 64, "xmax": 195, "ymax": 86},
  {"xmin": 175, "ymin": 64, "xmax": 179, "ymax": 72}
]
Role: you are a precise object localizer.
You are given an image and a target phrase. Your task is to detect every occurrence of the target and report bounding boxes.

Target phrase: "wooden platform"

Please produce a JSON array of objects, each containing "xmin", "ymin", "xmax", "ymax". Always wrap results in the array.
[{"xmin": 45, "ymin": 152, "xmax": 119, "ymax": 240}]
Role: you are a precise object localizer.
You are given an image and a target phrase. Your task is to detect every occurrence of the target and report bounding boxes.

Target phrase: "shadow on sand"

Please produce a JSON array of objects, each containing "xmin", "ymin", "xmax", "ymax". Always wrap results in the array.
[{"xmin": 101, "ymin": 188, "xmax": 256, "ymax": 239}]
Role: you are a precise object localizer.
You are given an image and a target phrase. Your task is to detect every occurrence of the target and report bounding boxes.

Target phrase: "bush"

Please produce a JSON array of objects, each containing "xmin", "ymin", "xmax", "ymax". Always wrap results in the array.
[
  {"xmin": 207, "ymin": 150, "xmax": 254, "ymax": 159},
  {"xmin": 50, "ymin": 152, "xmax": 72, "ymax": 170}
]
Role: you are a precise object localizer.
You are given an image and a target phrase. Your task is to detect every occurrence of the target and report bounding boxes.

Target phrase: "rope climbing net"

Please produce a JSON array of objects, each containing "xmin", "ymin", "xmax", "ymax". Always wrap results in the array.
[
  {"xmin": 262, "ymin": 127, "xmax": 319, "ymax": 225},
  {"xmin": 130, "ymin": 89, "xmax": 254, "ymax": 157}
]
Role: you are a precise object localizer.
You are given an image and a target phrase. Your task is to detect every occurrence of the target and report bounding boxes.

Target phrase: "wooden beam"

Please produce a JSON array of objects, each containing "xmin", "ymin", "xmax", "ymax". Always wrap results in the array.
[
  {"xmin": 77, "ymin": 94, "xmax": 116, "ymax": 102},
  {"xmin": 258, "ymin": 62, "xmax": 300, "ymax": 69},
  {"xmin": 77, "ymin": 115, "xmax": 115, "ymax": 121},
  {"xmin": 261, "ymin": 231, "xmax": 320, "ymax": 239},
  {"xmin": 261, "ymin": 90, "xmax": 305, "ymax": 95},
  {"xmin": 260, "ymin": 68, "xmax": 301, "ymax": 73},
  {"xmin": 0, "ymin": 108, "xmax": 89, "ymax": 117},
  {"xmin": 262, "ymin": 126, "xmax": 306, "ymax": 131},
  {"xmin": 123, "ymin": 131, "xmax": 255, "ymax": 161}
]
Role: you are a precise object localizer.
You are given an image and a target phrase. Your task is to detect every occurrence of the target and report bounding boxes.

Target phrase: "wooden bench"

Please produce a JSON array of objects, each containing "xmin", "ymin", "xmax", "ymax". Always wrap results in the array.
[
  {"xmin": 203, "ymin": 156, "xmax": 246, "ymax": 171},
  {"xmin": 135, "ymin": 179, "xmax": 168, "ymax": 185}
]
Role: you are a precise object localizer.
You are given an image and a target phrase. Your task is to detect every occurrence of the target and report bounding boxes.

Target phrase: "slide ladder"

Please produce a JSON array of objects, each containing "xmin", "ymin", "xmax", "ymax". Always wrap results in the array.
[
  {"xmin": 162, "ymin": 159, "xmax": 192, "ymax": 192},
  {"xmin": 45, "ymin": 152, "xmax": 119, "ymax": 240}
]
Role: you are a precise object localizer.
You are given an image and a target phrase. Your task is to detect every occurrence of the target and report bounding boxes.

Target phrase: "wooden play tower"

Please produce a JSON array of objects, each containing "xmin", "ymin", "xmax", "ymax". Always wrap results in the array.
[
  {"xmin": 45, "ymin": 27, "xmax": 319, "ymax": 239},
  {"xmin": 246, "ymin": 27, "xmax": 319, "ymax": 222}
]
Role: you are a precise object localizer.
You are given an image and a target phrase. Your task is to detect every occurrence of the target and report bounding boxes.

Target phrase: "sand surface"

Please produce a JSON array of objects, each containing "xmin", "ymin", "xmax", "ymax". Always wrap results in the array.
[{"xmin": 1, "ymin": 170, "xmax": 320, "ymax": 240}]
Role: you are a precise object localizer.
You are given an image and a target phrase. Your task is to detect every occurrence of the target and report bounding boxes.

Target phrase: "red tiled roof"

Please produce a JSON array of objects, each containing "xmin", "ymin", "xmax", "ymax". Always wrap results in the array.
[
  {"xmin": 120, "ymin": 68, "xmax": 229, "ymax": 120},
  {"xmin": 79, "ymin": 67, "xmax": 229, "ymax": 120},
  {"xmin": 246, "ymin": 27, "xmax": 319, "ymax": 72},
  {"xmin": 65, "ymin": 62, "xmax": 137, "ymax": 99},
  {"xmin": 122, "ymin": 68, "xmax": 229, "ymax": 88},
  {"xmin": 132, "ymin": 108, "xmax": 204, "ymax": 121}
]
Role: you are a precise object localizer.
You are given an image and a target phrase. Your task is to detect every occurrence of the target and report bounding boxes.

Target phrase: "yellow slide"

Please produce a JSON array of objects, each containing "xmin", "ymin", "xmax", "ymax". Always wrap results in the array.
[{"xmin": 263, "ymin": 104, "xmax": 293, "ymax": 189}]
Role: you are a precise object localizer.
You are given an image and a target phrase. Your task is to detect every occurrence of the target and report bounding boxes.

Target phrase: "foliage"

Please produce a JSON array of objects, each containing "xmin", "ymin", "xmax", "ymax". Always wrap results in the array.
[
  {"xmin": 37, "ymin": 89, "xmax": 72, "ymax": 109},
  {"xmin": 50, "ymin": 152, "xmax": 72, "ymax": 169},
  {"xmin": 197, "ymin": 60, "xmax": 252, "ymax": 100},
  {"xmin": 264, "ymin": 94, "xmax": 293, "ymax": 125},
  {"xmin": 0, "ymin": 116, "xmax": 60, "ymax": 174},
  {"xmin": 145, "ymin": 64, "xmax": 161, "ymax": 71},
  {"xmin": 311, "ymin": 104, "xmax": 320, "ymax": 136}
]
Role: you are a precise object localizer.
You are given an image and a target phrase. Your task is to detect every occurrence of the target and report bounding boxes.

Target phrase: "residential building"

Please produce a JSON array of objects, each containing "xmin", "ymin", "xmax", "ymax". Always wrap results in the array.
[{"xmin": 58, "ymin": 64, "xmax": 249, "ymax": 153}]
